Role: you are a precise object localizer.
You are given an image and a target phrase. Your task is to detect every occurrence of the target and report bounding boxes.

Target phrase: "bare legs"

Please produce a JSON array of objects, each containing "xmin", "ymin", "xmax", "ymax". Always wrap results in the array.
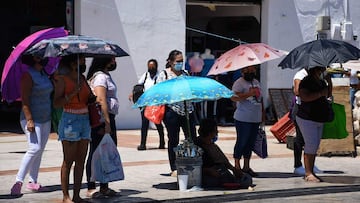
[
  {"xmin": 61, "ymin": 139, "xmax": 89, "ymax": 203},
  {"xmin": 304, "ymin": 153, "xmax": 320, "ymax": 182}
]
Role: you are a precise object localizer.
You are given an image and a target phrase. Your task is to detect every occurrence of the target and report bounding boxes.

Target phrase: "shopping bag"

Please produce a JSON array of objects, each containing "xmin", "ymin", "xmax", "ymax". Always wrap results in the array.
[
  {"xmin": 90, "ymin": 134, "xmax": 124, "ymax": 183},
  {"xmin": 322, "ymin": 103, "xmax": 348, "ymax": 139},
  {"xmin": 144, "ymin": 105, "xmax": 165, "ymax": 124},
  {"xmin": 252, "ymin": 126, "xmax": 268, "ymax": 158}
]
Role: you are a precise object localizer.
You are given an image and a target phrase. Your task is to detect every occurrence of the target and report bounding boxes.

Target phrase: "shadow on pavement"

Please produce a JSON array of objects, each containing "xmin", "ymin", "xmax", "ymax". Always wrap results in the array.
[
  {"xmin": 162, "ymin": 185, "xmax": 360, "ymax": 203},
  {"xmin": 321, "ymin": 175, "xmax": 360, "ymax": 184},
  {"xmin": 255, "ymin": 172, "xmax": 300, "ymax": 178},
  {"xmin": 0, "ymin": 194, "xmax": 23, "ymax": 200},
  {"xmin": 85, "ymin": 189, "xmax": 155, "ymax": 203},
  {"xmin": 152, "ymin": 182, "xmax": 178, "ymax": 190}
]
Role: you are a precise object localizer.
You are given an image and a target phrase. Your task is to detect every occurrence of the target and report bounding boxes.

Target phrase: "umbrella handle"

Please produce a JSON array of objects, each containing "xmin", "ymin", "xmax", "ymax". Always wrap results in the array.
[{"xmin": 184, "ymin": 101, "xmax": 193, "ymax": 143}]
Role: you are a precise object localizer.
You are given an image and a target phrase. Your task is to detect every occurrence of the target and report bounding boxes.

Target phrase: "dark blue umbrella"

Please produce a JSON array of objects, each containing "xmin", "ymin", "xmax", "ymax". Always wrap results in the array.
[
  {"xmin": 24, "ymin": 35, "xmax": 129, "ymax": 57},
  {"xmin": 278, "ymin": 39, "xmax": 360, "ymax": 69}
]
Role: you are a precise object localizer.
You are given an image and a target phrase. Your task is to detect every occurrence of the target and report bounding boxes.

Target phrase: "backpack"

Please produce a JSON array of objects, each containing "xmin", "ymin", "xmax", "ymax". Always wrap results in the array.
[{"xmin": 132, "ymin": 72, "xmax": 148, "ymax": 103}]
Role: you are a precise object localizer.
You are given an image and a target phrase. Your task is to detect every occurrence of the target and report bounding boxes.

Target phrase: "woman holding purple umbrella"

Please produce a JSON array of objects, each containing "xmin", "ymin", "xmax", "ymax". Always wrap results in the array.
[{"xmin": 10, "ymin": 55, "xmax": 53, "ymax": 196}]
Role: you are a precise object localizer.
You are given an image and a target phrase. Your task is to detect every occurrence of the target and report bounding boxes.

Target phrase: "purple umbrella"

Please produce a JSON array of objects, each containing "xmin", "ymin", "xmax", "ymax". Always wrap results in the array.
[{"xmin": 1, "ymin": 27, "xmax": 68, "ymax": 103}]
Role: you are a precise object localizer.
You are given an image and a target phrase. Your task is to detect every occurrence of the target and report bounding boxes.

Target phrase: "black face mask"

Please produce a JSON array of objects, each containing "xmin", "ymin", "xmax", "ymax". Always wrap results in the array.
[
  {"xmin": 79, "ymin": 64, "xmax": 86, "ymax": 73},
  {"xmin": 39, "ymin": 58, "xmax": 49, "ymax": 67},
  {"xmin": 148, "ymin": 69, "xmax": 157, "ymax": 76},
  {"xmin": 108, "ymin": 63, "xmax": 117, "ymax": 71},
  {"xmin": 243, "ymin": 72, "xmax": 256, "ymax": 81}
]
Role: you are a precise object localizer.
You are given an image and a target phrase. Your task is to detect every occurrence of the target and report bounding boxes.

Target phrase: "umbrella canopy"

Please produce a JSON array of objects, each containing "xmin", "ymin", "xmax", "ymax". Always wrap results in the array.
[
  {"xmin": 25, "ymin": 35, "xmax": 129, "ymax": 57},
  {"xmin": 207, "ymin": 43, "xmax": 286, "ymax": 76},
  {"xmin": 133, "ymin": 75, "xmax": 233, "ymax": 108},
  {"xmin": 1, "ymin": 27, "xmax": 68, "ymax": 103},
  {"xmin": 278, "ymin": 39, "xmax": 360, "ymax": 69}
]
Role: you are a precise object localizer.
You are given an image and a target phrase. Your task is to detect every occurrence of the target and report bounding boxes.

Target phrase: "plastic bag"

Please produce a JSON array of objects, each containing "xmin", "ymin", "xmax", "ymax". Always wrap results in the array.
[
  {"xmin": 90, "ymin": 134, "xmax": 124, "ymax": 183},
  {"xmin": 322, "ymin": 103, "xmax": 348, "ymax": 139},
  {"xmin": 253, "ymin": 126, "xmax": 268, "ymax": 158},
  {"xmin": 144, "ymin": 105, "xmax": 165, "ymax": 124}
]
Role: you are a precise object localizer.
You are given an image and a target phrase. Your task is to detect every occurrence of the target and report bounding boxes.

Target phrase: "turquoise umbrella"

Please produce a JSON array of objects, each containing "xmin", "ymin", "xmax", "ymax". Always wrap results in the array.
[
  {"xmin": 133, "ymin": 75, "xmax": 234, "ymax": 141},
  {"xmin": 133, "ymin": 75, "xmax": 233, "ymax": 108}
]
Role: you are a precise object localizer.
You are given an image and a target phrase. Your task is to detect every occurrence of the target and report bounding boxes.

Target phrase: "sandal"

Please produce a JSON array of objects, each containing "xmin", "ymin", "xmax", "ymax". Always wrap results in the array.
[
  {"xmin": 304, "ymin": 174, "xmax": 321, "ymax": 183},
  {"xmin": 86, "ymin": 189, "xmax": 97, "ymax": 198},
  {"xmin": 100, "ymin": 188, "xmax": 117, "ymax": 197},
  {"xmin": 243, "ymin": 168, "xmax": 258, "ymax": 177}
]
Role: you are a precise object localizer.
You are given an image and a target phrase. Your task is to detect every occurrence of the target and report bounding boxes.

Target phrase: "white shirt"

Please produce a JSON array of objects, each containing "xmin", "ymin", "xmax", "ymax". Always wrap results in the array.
[
  {"xmin": 293, "ymin": 69, "xmax": 308, "ymax": 105},
  {"xmin": 138, "ymin": 71, "xmax": 158, "ymax": 91}
]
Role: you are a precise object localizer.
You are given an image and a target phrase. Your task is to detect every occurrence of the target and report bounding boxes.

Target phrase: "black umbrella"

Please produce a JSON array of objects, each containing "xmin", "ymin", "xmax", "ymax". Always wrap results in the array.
[
  {"xmin": 278, "ymin": 39, "xmax": 360, "ymax": 69},
  {"xmin": 24, "ymin": 35, "xmax": 129, "ymax": 57}
]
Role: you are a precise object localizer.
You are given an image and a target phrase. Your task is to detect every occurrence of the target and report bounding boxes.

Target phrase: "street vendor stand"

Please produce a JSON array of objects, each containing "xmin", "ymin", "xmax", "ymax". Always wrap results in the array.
[{"xmin": 317, "ymin": 77, "xmax": 357, "ymax": 157}]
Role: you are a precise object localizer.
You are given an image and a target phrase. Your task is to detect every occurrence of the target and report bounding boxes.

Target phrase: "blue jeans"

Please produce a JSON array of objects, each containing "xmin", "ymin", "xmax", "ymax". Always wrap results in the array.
[{"xmin": 233, "ymin": 120, "xmax": 260, "ymax": 159}]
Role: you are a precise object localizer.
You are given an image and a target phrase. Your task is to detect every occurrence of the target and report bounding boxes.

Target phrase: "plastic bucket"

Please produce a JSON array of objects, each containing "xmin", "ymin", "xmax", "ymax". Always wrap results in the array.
[{"xmin": 176, "ymin": 157, "xmax": 202, "ymax": 188}]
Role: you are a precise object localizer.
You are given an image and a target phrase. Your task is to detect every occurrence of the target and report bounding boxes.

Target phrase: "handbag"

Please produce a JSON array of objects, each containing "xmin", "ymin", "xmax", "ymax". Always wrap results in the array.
[
  {"xmin": 88, "ymin": 101, "xmax": 103, "ymax": 128},
  {"xmin": 87, "ymin": 90, "xmax": 104, "ymax": 128},
  {"xmin": 132, "ymin": 73, "xmax": 148, "ymax": 103},
  {"xmin": 90, "ymin": 134, "xmax": 125, "ymax": 183},
  {"xmin": 322, "ymin": 103, "xmax": 348, "ymax": 139},
  {"xmin": 144, "ymin": 105, "xmax": 165, "ymax": 124},
  {"xmin": 253, "ymin": 125, "xmax": 268, "ymax": 158}
]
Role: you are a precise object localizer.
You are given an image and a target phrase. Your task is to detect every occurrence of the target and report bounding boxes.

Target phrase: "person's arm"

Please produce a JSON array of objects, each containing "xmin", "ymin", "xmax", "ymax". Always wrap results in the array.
[
  {"xmin": 293, "ymin": 79, "xmax": 301, "ymax": 96},
  {"xmin": 231, "ymin": 88, "xmax": 257, "ymax": 102},
  {"xmin": 94, "ymin": 86, "xmax": 111, "ymax": 134},
  {"xmin": 20, "ymin": 72, "xmax": 35, "ymax": 132}
]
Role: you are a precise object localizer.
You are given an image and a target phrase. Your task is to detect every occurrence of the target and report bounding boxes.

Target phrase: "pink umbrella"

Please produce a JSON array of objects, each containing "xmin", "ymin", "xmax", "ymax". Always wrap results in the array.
[
  {"xmin": 207, "ymin": 43, "xmax": 286, "ymax": 76},
  {"xmin": 1, "ymin": 27, "xmax": 68, "ymax": 103}
]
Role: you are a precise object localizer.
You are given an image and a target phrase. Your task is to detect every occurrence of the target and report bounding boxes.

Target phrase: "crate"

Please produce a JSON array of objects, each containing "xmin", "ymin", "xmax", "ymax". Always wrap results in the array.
[{"xmin": 270, "ymin": 112, "xmax": 296, "ymax": 143}]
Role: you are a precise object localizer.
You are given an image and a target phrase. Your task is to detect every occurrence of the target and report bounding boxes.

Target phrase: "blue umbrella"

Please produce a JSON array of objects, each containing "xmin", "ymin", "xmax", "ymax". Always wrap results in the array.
[
  {"xmin": 133, "ymin": 75, "xmax": 234, "ymax": 108},
  {"xmin": 133, "ymin": 75, "xmax": 233, "ymax": 141}
]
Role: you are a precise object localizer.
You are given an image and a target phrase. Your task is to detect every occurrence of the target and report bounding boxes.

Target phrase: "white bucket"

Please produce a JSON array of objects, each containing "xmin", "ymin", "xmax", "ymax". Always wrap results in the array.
[{"xmin": 178, "ymin": 174, "xmax": 189, "ymax": 191}]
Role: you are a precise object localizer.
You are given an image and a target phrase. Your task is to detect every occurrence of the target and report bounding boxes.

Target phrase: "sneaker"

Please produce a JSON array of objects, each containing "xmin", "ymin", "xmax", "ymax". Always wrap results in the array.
[
  {"xmin": 26, "ymin": 182, "xmax": 42, "ymax": 191},
  {"xmin": 170, "ymin": 170, "xmax": 177, "ymax": 177},
  {"xmin": 294, "ymin": 166, "xmax": 305, "ymax": 175},
  {"xmin": 313, "ymin": 165, "xmax": 323, "ymax": 174},
  {"xmin": 137, "ymin": 145, "xmax": 146, "ymax": 151},
  {"xmin": 10, "ymin": 182, "xmax": 22, "ymax": 196}
]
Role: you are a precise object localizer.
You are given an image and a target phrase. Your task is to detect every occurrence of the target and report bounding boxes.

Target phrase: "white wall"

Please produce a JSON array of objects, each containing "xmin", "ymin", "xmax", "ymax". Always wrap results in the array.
[
  {"xmin": 76, "ymin": 0, "xmax": 186, "ymax": 129},
  {"xmin": 75, "ymin": 0, "xmax": 360, "ymax": 127},
  {"xmin": 261, "ymin": 0, "xmax": 360, "ymax": 107}
]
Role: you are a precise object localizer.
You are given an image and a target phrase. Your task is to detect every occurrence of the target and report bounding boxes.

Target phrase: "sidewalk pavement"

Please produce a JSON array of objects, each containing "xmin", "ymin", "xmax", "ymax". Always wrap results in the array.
[{"xmin": 0, "ymin": 125, "xmax": 360, "ymax": 202}]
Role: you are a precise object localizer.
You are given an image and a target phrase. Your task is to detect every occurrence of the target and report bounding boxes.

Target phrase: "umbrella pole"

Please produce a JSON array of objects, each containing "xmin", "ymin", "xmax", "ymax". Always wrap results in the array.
[
  {"xmin": 184, "ymin": 101, "xmax": 192, "ymax": 143},
  {"xmin": 77, "ymin": 54, "xmax": 80, "ymax": 85}
]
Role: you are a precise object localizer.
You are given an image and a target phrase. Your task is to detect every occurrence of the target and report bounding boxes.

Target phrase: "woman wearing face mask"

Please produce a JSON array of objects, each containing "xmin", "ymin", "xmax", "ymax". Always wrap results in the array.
[
  {"xmin": 53, "ymin": 54, "xmax": 92, "ymax": 203},
  {"xmin": 156, "ymin": 50, "xmax": 197, "ymax": 177},
  {"xmin": 136, "ymin": 59, "xmax": 165, "ymax": 150},
  {"xmin": 296, "ymin": 66, "xmax": 333, "ymax": 183},
  {"xmin": 195, "ymin": 118, "xmax": 252, "ymax": 189},
  {"xmin": 231, "ymin": 65, "xmax": 263, "ymax": 178},
  {"xmin": 85, "ymin": 56, "xmax": 120, "ymax": 197},
  {"xmin": 10, "ymin": 55, "xmax": 53, "ymax": 196}
]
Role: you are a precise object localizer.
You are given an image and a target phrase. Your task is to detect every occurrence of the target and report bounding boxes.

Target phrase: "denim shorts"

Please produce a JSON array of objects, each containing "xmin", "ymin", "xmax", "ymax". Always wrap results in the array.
[{"xmin": 58, "ymin": 112, "xmax": 91, "ymax": 141}]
